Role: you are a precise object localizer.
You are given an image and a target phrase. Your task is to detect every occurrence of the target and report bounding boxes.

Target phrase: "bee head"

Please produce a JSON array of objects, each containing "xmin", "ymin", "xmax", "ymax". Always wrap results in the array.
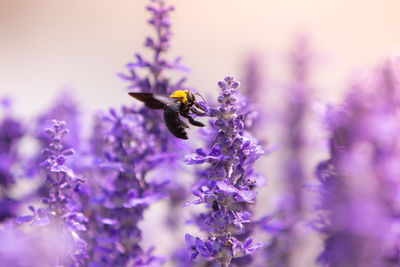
[
  {"xmin": 169, "ymin": 90, "xmax": 188, "ymax": 104},
  {"xmin": 170, "ymin": 90, "xmax": 205, "ymax": 110}
]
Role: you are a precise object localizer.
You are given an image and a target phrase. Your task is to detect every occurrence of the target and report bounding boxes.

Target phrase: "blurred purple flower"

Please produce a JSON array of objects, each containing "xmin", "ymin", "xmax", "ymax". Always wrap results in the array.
[
  {"xmin": 265, "ymin": 35, "xmax": 313, "ymax": 266},
  {"xmin": 0, "ymin": 99, "xmax": 26, "ymax": 221},
  {"xmin": 184, "ymin": 76, "xmax": 266, "ymax": 266},
  {"xmin": 240, "ymin": 54, "xmax": 265, "ymax": 132},
  {"xmin": 85, "ymin": 105, "xmax": 169, "ymax": 266},
  {"xmin": 17, "ymin": 119, "xmax": 88, "ymax": 266},
  {"xmin": 119, "ymin": 0, "xmax": 198, "ymax": 262},
  {"xmin": 86, "ymin": 0, "xmax": 195, "ymax": 264},
  {"xmin": 241, "ymin": 54, "xmax": 263, "ymax": 104},
  {"xmin": 0, "ymin": 222, "xmax": 80, "ymax": 267},
  {"xmin": 315, "ymin": 59, "xmax": 400, "ymax": 266},
  {"xmin": 0, "ymin": 117, "xmax": 25, "ymax": 188}
]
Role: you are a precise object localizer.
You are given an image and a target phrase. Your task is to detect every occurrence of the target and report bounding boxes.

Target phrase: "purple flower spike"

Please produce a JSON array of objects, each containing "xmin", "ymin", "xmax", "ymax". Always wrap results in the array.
[
  {"xmin": 17, "ymin": 119, "xmax": 88, "ymax": 266},
  {"xmin": 121, "ymin": 0, "xmax": 188, "ymax": 94},
  {"xmin": 265, "ymin": 35, "xmax": 313, "ymax": 266},
  {"xmin": 315, "ymin": 59, "xmax": 400, "ymax": 266},
  {"xmin": 0, "ymin": 110, "xmax": 25, "ymax": 189},
  {"xmin": 117, "ymin": 1, "xmax": 197, "ymax": 265},
  {"xmin": 185, "ymin": 76, "xmax": 266, "ymax": 266},
  {"xmin": 35, "ymin": 91, "xmax": 81, "ymax": 151},
  {"xmin": 0, "ymin": 101, "xmax": 26, "ymax": 221},
  {"xmin": 85, "ymin": 105, "xmax": 171, "ymax": 266}
]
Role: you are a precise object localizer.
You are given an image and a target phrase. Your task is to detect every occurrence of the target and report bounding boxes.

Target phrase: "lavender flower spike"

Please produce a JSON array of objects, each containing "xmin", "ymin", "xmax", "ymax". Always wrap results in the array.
[
  {"xmin": 121, "ymin": 0, "xmax": 187, "ymax": 94},
  {"xmin": 0, "ymin": 100, "xmax": 25, "ymax": 221},
  {"xmin": 185, "ymin": 76, "xmax": 265, "ymax": 266},
  {"xmin": 17, "ymin": 120, "xmax": 88, "ymax": 266}
]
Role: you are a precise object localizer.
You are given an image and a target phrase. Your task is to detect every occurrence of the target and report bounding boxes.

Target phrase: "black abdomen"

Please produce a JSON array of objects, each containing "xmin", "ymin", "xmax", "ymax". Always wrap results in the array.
[{"xmin": 163, "ymin": 106, "xmax": 188, "ymax": 139}]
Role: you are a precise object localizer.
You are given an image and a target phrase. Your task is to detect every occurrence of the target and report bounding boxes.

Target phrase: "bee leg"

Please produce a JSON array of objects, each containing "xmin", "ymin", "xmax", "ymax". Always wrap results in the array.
[
  {"xmin": 189, "ymin": 117, "xmax": 205, "ymax": 127},
  {"xmin": 181, "ymin": 113, "xmax": 205, "ymax": 127},
  {"xmin": 194, "ymin": 101, "xmax": 206, "ymax": 112},
  {"xmin": 180, "ymin": 119, "xmax": 190, "ymax": 128},
  {"xmin": 189, "ymin": 106, "xmax": 206, "ymax": 115}
]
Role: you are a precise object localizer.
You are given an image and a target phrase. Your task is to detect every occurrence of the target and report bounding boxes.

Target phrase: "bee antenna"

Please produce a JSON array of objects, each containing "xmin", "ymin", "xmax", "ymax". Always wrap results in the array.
[{"xmin": 195, "ymin": 93, "xmax": 206, "ymax": 103}]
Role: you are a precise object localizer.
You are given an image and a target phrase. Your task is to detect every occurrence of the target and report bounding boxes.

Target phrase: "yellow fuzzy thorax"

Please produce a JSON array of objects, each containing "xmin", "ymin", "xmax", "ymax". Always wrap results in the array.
[{"xmin": 169, "ymin": 90, "xmax": 188, "ymax": 104}]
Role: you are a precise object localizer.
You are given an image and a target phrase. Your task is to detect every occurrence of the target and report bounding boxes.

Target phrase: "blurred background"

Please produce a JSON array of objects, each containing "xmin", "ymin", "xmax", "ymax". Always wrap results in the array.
[
  {"xmin": 1, "ymin": 0, "xmax": 399, "ymax": 115},
  {"xmin": 1, "ymin": 1, "xmax": 400, "ymax": 266}
]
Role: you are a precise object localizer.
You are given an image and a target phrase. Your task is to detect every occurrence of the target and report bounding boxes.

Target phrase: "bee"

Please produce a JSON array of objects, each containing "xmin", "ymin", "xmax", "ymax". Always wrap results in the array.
[{"xmin": 128, "ymin": 89, "xmax": 206, "ymax": 139}]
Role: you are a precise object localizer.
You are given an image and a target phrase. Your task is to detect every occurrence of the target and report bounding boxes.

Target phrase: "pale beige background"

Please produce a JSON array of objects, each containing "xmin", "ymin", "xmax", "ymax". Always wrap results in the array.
[{"xmin": 0, "ymin": 0, "xmax": 399, "ymax": 115}]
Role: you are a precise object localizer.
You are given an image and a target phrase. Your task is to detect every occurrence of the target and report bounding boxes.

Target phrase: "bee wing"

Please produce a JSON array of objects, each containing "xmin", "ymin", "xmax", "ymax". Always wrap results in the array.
[
  {"xmin": 128, "ymin": 92, "xmax": 166, "ymax": 110},
  {"xmin": 153, "ymin": 95, "xmax": 180, "ymax": 112}
]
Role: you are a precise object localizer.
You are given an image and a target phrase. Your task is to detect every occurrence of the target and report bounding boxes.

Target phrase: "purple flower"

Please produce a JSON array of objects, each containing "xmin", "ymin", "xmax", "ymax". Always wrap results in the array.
[
  {"xmin": 0, "ymin": 100, "xmax": 26, "ymax": 221},
  {"xmin": 265, "ymin": 35, "xmax": 313, "ymax": 266},
  {"xmin": 240, "ymin": 54, "xmax": 265, "ymax": 132},
  {"xmin": 35, "ymin": 91, "xmax": 81, "ymax": 151},
  {"xmin": 241, "ymin": 54, "xmax": 263, "ymax": 104},
  {"xmin": 118, "ymin": 0, "xmax": 198, "ymax": 262},
  {"xmin": 120, "ymin": 0, "xmax": 188, "ymax": 94},
  {"xmin": 315, "ymin": 59, "xmax": 400, "ymax": 266},
  {"xmin": 85, "ymin": 106, "xmax": 169, "ymax": 266},
  {"xmin": 27, "ymin": 91, "xmax": 82, "ymax": 183},
  {"xmin": 17, "ymin": 120, "xmax": 88, "ymax": 266},
  {"xmin": 185, "ymin": 76, "xmax": 266, "ymax": 266},
  {"xmin": 0, "ymin": 222, "xmax": 80, "ymax": 267},
  {"xmin": 85, "ymin": 0, "xmax": 194, "ymax": 264},
  {"xmin": 0, "ymin": 111, "xmax": 25, "ymax": 188}
]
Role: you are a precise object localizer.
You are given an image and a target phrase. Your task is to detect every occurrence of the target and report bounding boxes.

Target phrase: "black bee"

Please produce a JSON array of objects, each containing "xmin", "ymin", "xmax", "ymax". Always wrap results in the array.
[{"xmin": 128, "ymin": 89, "xmax": 206, "ymax": 139}]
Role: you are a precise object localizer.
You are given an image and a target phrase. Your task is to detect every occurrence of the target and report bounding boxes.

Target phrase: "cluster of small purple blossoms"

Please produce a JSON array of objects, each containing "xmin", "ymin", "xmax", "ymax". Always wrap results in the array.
[
  {"xmin": 84, "ymin": 0, "xmax": 192, "ymax": 265},
  {"xmin": 184, "ymin": 76, "xmax": 265, "ymax": 267},
  {"xmin": 84, "ymin": 105, "xmax": 167, "ymax": 267},
  {"xmin": 120, "ymin": 0, "xmax": 196, "ymax": 233},
  {"xmin": 17, "ymin": 119, "xmax": 88, "ymax": 266},
  {"xmin": 35, "ymin": 92, "xmax": 81, "ymax": 153},
  {"xmin": 3, "ymin": 0, "xmax": 400, "ymax": 266},
  {"xmin": 0, "ymin": 99, "xmax": 25, "ymax": 221},
  {"xmin": 120, "ymin": 0, "xmax": 187, "ymax": 94},
  {"xmin": 28, "ymin": 91, "xmax": 82, "ymax": 181},
  {"xmin": 315, "ymin": 59, "xmax": 400, "ymax": 266},
  {"xmin": 119, "ymin": 0, "xmax": 190, "ymax": 154}
]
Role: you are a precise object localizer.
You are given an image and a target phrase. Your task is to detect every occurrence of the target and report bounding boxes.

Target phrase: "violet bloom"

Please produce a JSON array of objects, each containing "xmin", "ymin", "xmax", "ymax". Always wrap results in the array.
[
  {"xmin": 28, "ymin": 91, "xmax": 82, "ymax": 182},
  {"xmin": 17, "ymin": 120, "xmax": 88, "ymax": 266},
  {"xmin": 120, "ymin": 0, "xmax": 190, "ymax": 154},
  {"xmin": 35, "ymin": 91, "xmax": 81, "ymax": 151},
  {"xmin": 86, "ymin": 0, "xmax": 202, "ymax": 264},
  {"xmin": 0, "ymin": 99, "xmax": 25, "ymax": 221},
  {"xmin": 185, "ymin": 76, "xmax": 265, "ymax": 267},
  {"xmin": 120, "ymin": 0, "xmax": 193, "ymax": 233},
  {"xmin": 242, "ymin": 55, "xmax": 263, "ymax": 105},
  {"xmin": 315, "ymin": 59, "xmax": 400, "ymax": 266},
  {"xmin": 265, "ymin": 35, "xmax": 313, "ymax": 266},
  {"xmin": 120, "ymin": 0, "xmax": 187, "ymax": 94},
  {"xmin": 240, "ymin": 54, "xmax": 265, "ymax": 133},
  {"xmin": 315, "ymin": 104, "xmax": 390, "ymax": 267},
  {"xmin": 283, "ymin": 35, "xmax": 312, "ymax": 213},
  {"xmin": 0, "ymin": 222, "xmax": 81, "ymax": 267},
  {"xmin": 85, "ymin": 105, "xmax": 167, "ymax": 267},
  {"xmin": 0, "ymin": 116, "xmax": 25, "ymax": 188},
  {"xmin": 86, "ymin": 1, "xmax": 191, "ymax": 264},
  {"xmin": 0, "ymin": 99, "xmax": 25, "ymax": 188}
]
